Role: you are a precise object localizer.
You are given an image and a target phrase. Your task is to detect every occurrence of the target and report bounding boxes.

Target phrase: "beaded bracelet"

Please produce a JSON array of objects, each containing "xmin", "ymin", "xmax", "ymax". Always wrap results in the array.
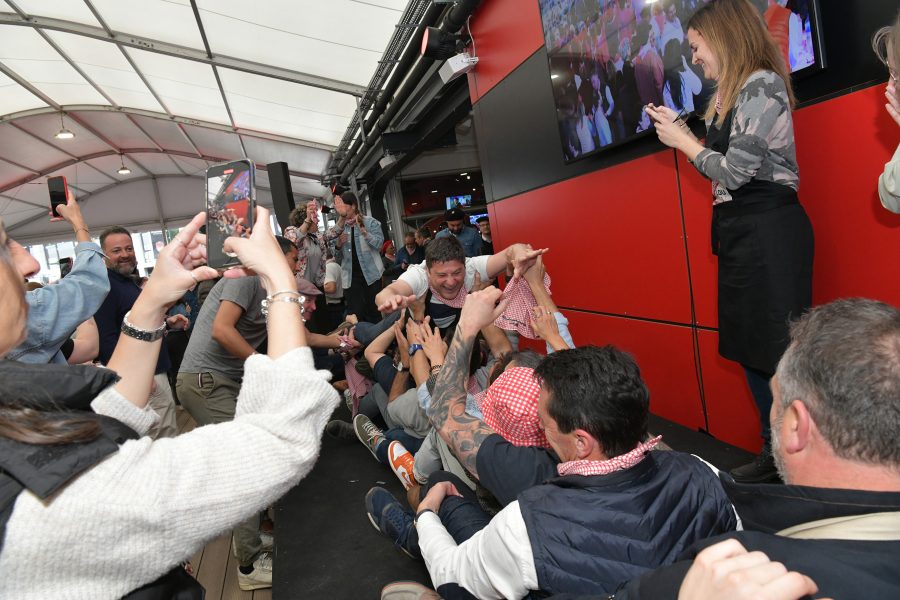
[{"xmin": 261, "ymin": 292, "xmax": 306, "ymax": 317}]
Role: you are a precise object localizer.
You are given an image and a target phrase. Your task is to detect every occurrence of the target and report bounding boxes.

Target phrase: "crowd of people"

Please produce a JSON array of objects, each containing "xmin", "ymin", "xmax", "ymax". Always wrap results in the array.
[
  {"xmin": 543, "ymin": 0, "xmax": 819, "ymax": 160},
  {"xmin": 0, "ymin": 1, "xmax": 898, "ymax": 599}
]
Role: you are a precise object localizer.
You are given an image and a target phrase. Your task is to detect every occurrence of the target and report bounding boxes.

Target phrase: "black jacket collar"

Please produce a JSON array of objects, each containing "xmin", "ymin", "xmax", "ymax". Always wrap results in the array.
[{"xmin": 721, "ymin": 472, "xmax": 900, "ymax": 534}]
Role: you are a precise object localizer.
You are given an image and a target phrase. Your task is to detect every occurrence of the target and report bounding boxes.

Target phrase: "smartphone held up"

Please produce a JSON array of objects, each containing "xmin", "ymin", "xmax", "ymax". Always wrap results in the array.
[
  {"xmin": 47, "ymin": 175, "xmax": 68, "ymax": 219},
  {"xmin": 206, "ymin": 159, "xmax": 255, "ymax": 270}
]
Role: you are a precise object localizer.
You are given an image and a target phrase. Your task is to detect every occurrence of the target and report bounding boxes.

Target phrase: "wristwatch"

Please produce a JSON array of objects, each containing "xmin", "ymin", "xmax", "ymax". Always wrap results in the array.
[
  {"xmin": 120, "ymin": 311, "xmax": 167, "ymax": 342},
  {"xmin": 408, "ymin": 343, "xmax": 423, "ymax": 357}
]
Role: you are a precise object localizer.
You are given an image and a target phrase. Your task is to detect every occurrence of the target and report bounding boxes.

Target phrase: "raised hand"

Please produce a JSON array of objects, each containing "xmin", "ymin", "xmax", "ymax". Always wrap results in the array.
[
  {"xmin": 529, "ymin": 305, "xmax": 559, "ymax": 340},
  {"xmin": 458, "ymin": 286, "xmax": 510, "ymax": 335},
  {"xmin": 470, "ymin": 270, "xmax": 490, "ymax": 292},
  {"xmin": 377, "ymin": 293, "xmax": 418, "ymax": 314},
  {"xmin": 420, "ymin": 319, "xmax": 447, "ymax": 366},
  {"xmin": 140, "ymin": 212, "xmax": 219, "ymax": 310},
  {"xmin": 522, "ymin": 254, "xmax": 546, "ymax": 286},
  {"xmin": 221, "ymin": 206, "xmax": 295, "ymax": 293},
  {"xmin": 508, "ymin": 244, "xmax": 549, "ymax": 279}
]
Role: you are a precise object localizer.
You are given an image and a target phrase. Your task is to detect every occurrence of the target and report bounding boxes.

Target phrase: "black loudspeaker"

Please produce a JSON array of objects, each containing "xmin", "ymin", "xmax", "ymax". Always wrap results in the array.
[{"xmin": 267, "ymin": 162, "xmax": 295, "ymax": 229}]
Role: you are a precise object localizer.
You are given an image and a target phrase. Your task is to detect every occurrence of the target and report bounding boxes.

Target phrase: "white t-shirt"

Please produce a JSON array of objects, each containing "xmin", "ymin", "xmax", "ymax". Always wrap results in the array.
[
  {"xmin": 324, "ymin": 261, "xmax": 343, "ymax": 302},
  {"xmin": 398, "ymin": 255, "xmax": 491, "ymax": 299}
]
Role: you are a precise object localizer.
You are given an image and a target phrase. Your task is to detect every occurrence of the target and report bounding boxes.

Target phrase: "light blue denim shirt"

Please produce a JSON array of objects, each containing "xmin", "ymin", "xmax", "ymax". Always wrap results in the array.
[
  {"xmin": 324, "ymin": 215, "xmax": 385, "ymax": 287},
  {"xmin": 435, "ymin": 225, "xmax": 483, "ymax": 257},
  {"xmin": 547, "ymin": 312, "xmax": 575, "ymax": 354},
  {"xmin": 8, "ymin": 242, "xmax": 110, "ymax": 364}
]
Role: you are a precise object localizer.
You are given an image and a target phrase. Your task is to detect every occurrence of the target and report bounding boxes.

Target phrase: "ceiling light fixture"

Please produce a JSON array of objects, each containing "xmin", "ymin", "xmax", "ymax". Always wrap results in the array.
[
  {"xmin": 117, "ymin": 155, "xmax": 131, "ymax": 175},
  {"xmin": 54, "ymin": 112, "xmax": 75, "ymax": 140}
]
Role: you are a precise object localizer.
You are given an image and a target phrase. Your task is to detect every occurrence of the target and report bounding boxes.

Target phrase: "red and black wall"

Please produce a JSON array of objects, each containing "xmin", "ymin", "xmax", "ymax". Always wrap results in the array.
[{"xmin": 466, "ymin": 0, "xmax": 900, "ymax": 451}]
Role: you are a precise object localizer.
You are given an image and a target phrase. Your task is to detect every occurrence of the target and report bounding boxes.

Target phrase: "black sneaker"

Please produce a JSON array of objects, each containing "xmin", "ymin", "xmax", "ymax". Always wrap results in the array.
[
  {"xmin": 730, "ymin": 450, "xmax": 780, "ymax": 483},
  {"xmin": 325, "ymin": 419, "xmax": 355, "ymax": 440}
]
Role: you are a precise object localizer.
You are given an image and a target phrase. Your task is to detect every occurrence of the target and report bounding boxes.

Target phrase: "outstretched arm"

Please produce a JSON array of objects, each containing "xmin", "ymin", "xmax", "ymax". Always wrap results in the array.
[
  {"xmin": 484, "ymin": 244, "xmax": 549, "ymax": 280},
  {"xmin": 426, "ymin": 287, "xmax": 508, "ymax": 478}
]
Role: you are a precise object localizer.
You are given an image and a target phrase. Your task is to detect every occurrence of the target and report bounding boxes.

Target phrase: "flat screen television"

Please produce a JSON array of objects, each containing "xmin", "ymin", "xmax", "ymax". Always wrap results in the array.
[
  {"xmin": 537, "ymin": 0, "xmax": 825, "ymax": 163},
  {"xmin": 446, "ymin": 195, "xmax": 472, "ymax": 210}
]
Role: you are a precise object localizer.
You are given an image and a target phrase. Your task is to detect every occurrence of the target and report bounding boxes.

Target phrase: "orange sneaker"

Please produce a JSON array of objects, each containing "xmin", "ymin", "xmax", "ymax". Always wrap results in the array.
[{"xmin": 388, "ymin": 440, "xmax": 416, "ymax": 491}]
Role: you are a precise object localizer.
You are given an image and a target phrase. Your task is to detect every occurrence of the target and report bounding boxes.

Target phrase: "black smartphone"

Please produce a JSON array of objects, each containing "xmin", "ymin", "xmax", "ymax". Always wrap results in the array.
[
  {"xmin": 206, "ymin": 159, "xmax": 255, "ymax": 270},
  {"xmin": 48, "ymin": 175, "xmax": 68, "ymax": 218}
]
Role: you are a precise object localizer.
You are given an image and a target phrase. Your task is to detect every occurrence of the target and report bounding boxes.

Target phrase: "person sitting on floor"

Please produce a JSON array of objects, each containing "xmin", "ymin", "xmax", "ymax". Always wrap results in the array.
[
  {"xmin": 608, "ymin": 297, "xmax": 900, "ymax": 600},
  {"xmin": 375, "ymin": 236, "xmax": 547, "ymax": 333},
  {"xmin": 366, "ymin": 288, "xmax": 737, "ymax": 599}
]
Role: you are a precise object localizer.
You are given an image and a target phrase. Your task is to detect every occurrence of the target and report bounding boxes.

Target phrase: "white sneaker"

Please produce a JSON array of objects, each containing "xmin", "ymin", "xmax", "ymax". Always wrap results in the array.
[{"xmin": 237, "ymin": 551, "xmax": 273, "ymax": 591}]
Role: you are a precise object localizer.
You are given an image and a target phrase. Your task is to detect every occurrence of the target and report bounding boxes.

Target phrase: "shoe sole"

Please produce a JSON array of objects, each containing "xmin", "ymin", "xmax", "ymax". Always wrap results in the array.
[{"xmin": 238, "ymin": 582, "xmax": 272, "ymax": 591}]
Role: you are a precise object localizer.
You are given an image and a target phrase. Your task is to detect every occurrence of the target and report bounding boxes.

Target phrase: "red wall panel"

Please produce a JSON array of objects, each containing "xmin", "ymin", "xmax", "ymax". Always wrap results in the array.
[
  {"xmin": 676, "ymin": 152, "xmax": 720, "ymax": 328},
  {"xmin": 467, "ymin": 0, "xmax": 545, "ymax": 104},
  {"xmin": 560, "ymin": 310, "xmax": 706, "ymax": 431},
  {"xmin": 490, "ymin": 152, "xmax": 694, "ymax": 324},
  {"xmin": 697, "ymin": 330, "xmax": 762, "ymax": 453},
  {"xmin": 793, "ymin": 85, "xmax": 900, "ymax": 306}
]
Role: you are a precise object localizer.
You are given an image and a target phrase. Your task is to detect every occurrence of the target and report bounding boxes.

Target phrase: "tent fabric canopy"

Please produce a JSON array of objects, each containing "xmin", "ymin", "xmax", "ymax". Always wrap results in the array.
[{"xmin": 0, "ymin": 0, "xmax": 410, "ymax": 243}]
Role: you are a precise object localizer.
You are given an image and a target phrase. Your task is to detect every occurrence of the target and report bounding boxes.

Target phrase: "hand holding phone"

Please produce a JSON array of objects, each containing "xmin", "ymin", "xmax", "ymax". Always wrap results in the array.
[
  {"xmin": 48, "ymin": 176, "xmax": 68, "ymax": 220},
  {"xmin": 206, "ymin": 159, "xmax": 255, "ymax": 270}
]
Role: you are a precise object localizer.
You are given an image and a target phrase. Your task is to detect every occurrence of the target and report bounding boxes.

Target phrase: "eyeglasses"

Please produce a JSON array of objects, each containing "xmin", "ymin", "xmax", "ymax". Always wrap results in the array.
[{"xmin": 890, "ymin": 68, "xmax": 898, "ymax": 82}]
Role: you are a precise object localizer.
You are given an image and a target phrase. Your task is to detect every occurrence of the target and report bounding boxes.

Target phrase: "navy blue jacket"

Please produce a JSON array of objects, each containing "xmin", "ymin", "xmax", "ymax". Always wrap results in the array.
[
  {"xmin": 94, "ymin": 269, "xmax": 170, "ymax": 374},
  {"xmin": 518, "ymin": 452, "xmax": 736, "ymax": 596},
  {"xmin": 610, "ymin": 475, "xmax": 900, "ymax": 600}
]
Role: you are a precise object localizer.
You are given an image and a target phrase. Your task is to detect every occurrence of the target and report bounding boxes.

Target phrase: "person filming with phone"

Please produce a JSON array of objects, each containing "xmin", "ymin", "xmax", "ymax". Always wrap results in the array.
[
  {"xmin": 0, "ymin": 208, "xmax": 340, "ymax": 600},
  {"xmin": 644, "ymin": 0, "xmax": 814, "ymax": 484},
  {"xmin": 6, "ymin": 185, "xmax": 109, "ymax": 365}
]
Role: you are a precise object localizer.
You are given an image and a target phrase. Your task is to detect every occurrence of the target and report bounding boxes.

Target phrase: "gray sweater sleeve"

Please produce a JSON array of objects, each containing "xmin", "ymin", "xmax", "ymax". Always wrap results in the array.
[{"xmin": 694, "ymin": 71, "xmax": 799, "ymax": 191}]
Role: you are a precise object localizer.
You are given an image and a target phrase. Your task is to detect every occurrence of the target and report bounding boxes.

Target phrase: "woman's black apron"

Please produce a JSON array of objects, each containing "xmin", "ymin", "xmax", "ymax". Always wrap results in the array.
[{"xmin": 706, "ymin": 110, "xmax": 814, "ymax": 375}]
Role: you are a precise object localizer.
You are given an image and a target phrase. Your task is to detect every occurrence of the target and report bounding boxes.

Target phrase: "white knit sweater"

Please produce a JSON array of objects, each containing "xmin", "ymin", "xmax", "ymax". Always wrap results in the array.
[{"xmin": 0, "ymin": 347, "xmax": 339, "ymax": 600}]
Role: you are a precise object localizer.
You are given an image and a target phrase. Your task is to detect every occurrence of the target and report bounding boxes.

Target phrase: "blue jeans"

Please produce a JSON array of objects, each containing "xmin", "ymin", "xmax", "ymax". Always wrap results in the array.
[
  {"xmin": 353, "ymin": 311, "xmax": 400, "ymax": 346},
  {"xmin": 375, "ymin": 428, "xmax": 424, "ymax": 464},
  {"xmin": 743, "ymin": 365, "xmax": 774, "ymax": 451},
  {"xmin": 405, "ymin": 471, "xmax": 492, "ymax": 553}
]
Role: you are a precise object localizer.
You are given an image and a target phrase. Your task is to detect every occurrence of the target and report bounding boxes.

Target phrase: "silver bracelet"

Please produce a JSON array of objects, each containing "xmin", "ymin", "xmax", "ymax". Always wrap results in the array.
[
  {"xmin": 261, "ymin": 294, "xmax": 306, "ymax": 318},
  {"xmin": 121, "ymin": 310, "xmax": 166, "ymax": 342}
]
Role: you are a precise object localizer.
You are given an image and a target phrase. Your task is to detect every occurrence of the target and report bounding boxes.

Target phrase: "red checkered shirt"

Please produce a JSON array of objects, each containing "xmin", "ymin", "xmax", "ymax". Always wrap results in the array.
[
  {"xmin": 494, "ymin": 273, "xmax": 553, "ymax": 339},
  {"xmin": 556, "ymin": 436, "xmax": 663, "ymax": 477}
]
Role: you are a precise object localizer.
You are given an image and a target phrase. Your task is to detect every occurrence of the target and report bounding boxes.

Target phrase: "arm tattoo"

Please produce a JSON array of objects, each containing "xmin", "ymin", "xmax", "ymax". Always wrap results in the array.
[{"xmin": 426, "ymin": 329, "xmax": 496, "ymax": 478}]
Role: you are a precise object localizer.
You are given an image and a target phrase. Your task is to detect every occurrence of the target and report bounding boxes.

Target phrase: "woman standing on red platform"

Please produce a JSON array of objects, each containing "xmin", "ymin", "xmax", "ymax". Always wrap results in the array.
[{"xmin": 645, "ymin": 0, "xmax": 814, "ymax": 483}]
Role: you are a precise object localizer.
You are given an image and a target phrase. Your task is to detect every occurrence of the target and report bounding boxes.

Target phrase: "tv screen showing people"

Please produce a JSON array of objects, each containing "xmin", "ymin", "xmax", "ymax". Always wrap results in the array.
[
  {"xmin": 538, "ymin": 0, "xmax": 823, "ymax": 163},
  {"xmin": 446, "ymin": 195, "xmax": 472, "ymax": 210}
]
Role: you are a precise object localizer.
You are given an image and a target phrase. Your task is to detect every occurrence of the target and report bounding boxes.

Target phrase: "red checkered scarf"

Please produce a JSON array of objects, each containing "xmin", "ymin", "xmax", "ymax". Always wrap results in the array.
[
  {"xmin": 478, "ymin": 367, "xmax": 549, "ymax": 448},
  {"xmin": 557, "ymin": 435, "xmax": 662, "ymax": 477},
  {"xmin": 345, "ymin": 357, "xmax": 373, "ymax": 417},
  {"xmin": 494, "ymin": 273, "xmax": 552, "ymax": 339},
  {"xmin": 428, "ymin": 283, "xmax": 468, "ymax": 309}
]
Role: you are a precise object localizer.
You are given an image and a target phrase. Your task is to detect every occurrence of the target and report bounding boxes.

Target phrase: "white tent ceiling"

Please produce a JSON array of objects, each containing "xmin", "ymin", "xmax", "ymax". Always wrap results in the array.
[{"xmin": 0, "ymin": 0, "xmax": 411, "ymax": 243}]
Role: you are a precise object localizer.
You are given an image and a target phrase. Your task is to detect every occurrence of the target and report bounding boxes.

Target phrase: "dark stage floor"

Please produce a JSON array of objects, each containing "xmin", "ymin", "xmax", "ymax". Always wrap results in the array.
[{"xmin": 273, "ymin": 410, "xmax": 755, "ymax": 599}]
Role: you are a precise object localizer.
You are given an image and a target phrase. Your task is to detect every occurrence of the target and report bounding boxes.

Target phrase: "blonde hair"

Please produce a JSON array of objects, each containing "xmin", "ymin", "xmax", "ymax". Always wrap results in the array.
[
  {"xmin": 872, "ymin": 13, "xmax": 900, "ymax": 73},
  {"xmin": 688, "ymin": 0, "xmax": 796, "ymax": 126}
]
